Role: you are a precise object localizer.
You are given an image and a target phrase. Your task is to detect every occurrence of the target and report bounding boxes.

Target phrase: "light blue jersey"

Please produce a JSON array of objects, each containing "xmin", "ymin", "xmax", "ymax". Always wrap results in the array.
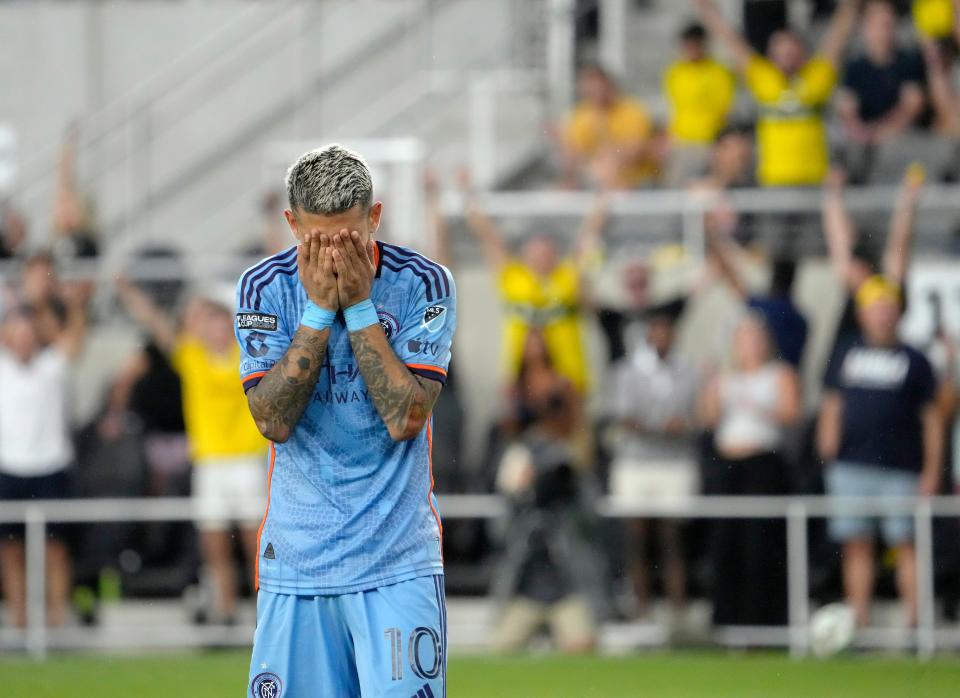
[{"xmin": 235, "ymin": 241, "xmax": 456, "ymax": 596}]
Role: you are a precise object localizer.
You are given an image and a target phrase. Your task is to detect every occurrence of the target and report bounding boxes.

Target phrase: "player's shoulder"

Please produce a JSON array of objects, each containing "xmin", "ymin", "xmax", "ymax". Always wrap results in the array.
[
  {"xmin": 378, "ymin": 241, "xmax": 454, "ymax": 302},
  {"xmin": 237, "ymin": 245, "xmax": 299, "ymax": 310}
]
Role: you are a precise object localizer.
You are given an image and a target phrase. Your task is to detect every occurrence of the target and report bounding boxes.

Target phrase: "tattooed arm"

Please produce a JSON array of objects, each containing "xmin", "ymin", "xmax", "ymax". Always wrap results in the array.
[
  {"xmin": 331, "ymin": 228, "xmax": 443, "ymax": 441},
  {"xmin": 349, "ymin": 326, "xmax": 442, "ymax": 441},
  {"xmin": 245, "ymin": 232, "xmax": 340, "ymax": 443},
  {"xmin": 246, "ymin": 326, "xmax": 330, "ymax": 443}
]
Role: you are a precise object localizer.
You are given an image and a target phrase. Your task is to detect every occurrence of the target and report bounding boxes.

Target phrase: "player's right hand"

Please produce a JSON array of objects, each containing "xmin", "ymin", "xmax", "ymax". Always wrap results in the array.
[{"xmin": 299, "ymin": 231, "xmax": 339, "ymax": 312}]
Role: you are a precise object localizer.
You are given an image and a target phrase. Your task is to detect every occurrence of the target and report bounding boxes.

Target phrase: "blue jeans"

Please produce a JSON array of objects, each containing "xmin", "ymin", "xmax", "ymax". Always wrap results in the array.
[{"xmin": 826, "ymin": 462, "xmax": 919, "ymax": 545}]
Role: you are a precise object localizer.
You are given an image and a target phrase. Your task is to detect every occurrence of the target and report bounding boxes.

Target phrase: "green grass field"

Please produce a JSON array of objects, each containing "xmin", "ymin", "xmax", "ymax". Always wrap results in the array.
[{"xmin": 4, "ymin": 651, "xmax": 960, "ymax": 698}]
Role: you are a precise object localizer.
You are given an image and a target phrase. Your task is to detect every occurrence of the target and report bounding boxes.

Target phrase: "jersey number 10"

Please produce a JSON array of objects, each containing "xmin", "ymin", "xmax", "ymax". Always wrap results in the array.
[{"xmin": 383, "ymin": 626, "xmax": 443, "ymax": 682}]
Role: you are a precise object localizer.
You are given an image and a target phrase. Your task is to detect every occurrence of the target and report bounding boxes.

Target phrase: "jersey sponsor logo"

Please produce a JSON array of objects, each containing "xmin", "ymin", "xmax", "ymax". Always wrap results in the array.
[
  {"xmin": 263, "ymin": 542, "xmax": 275, "ymax": 560},
  {"xmin": 242, "ymin": 359, "xmax": 276, "ymax": 373},
  {"xmin": 422, "ymin": 305, "xmax": 447, "ymax": 333},
  {"xmin": 322, "ymin": 359, "xmax": 362, "ymax": 385},
  {"xmin": 378, "ymin": 310, "xmax": 400, "ymax": 339},
  {"xmin": 407, "ymin": 338, "xmax": 441, "ymax": 358},
  {"xmin": 237, "ymin": 312, "xmax": 279, "ymax": 332},
  {"xmin": 312, "ymin": 388, "xmax": 370, "ymax": 405},
  {"xmin": 245, "ymin": 331, "xmax": 271, "ymax": 358},
  {"xmin": 251, "ymin": 672, "xmax": 282, "ymax": 698}
]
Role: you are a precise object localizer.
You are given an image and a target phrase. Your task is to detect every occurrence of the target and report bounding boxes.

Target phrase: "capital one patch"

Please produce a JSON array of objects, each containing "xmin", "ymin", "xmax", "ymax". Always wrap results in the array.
[
  {"xmin": 237, "ymin": 312, "xmax": 278, "ymax": 332},
  {"xmin": 421, "ymin": 305, "xmax": 447, "ymax": 332}
]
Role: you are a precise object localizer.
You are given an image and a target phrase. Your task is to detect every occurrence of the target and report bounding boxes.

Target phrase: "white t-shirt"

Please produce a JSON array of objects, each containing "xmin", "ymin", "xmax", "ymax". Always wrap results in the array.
[
  {"xmin": 609, "ymin": 346, "xmax": 699, "ymax": 463},
  {"xmin": 0, "ymin": 347, "xmax": 74, "ymax": 476}
]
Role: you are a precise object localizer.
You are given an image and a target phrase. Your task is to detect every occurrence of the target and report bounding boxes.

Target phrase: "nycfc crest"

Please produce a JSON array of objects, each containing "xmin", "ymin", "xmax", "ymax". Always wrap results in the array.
[
  {"xmin": 378, "ymin": 310, "xmax": 400, "ymax": 339},
  {"xmin": 251, "ymin": 672, "xmax": 282, "ymax": 698}
]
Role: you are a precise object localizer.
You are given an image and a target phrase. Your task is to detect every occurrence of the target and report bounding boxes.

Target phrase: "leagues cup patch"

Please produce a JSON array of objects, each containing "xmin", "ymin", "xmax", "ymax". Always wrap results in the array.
[
  {"xmin": 251, "ymin": 672, "xmax": 282, "ymax": 698},
  {"xmin": 422, "ymin": 305, "xmax": 447, "ymax": 332},
  {"xmin": 237, "ymin": 312, "xmax": 278, "ymax": 332}
]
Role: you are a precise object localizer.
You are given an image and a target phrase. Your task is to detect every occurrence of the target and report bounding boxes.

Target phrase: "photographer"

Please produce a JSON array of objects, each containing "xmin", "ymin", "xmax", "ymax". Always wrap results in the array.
[{"xmin": 490, "ymin": 331, "xmax": 604, "ymax": 653}]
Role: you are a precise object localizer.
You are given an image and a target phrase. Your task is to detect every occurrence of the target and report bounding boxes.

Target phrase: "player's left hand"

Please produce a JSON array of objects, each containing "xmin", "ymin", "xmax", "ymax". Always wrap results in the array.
[{"xmin": 332, "ymin": 229, "xmax": 376, "ymax": 308}]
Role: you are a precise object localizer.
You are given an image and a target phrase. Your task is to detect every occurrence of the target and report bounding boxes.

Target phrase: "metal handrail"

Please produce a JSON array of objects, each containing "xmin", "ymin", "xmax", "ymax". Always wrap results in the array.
[
  {"xmin": 3, "ymin": 493, "xmax": 960, "ymax": 523},
  {"xmin": 7, "ymin": 493, "xmax": 956, "ymax": 659}
]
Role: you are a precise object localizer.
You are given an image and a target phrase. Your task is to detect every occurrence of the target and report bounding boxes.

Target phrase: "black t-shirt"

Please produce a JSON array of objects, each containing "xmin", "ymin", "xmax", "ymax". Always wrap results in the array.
[
  {"xmin": 130, "ymin": 341, "xmax": 186, "ymax": 433},
  {"xmin": 825, "ymin": 340, "xmax": 935, "ymax": 472},
  {"xmin": 842, "ymin": 50, "xmax": 925, "ymax": 123}
]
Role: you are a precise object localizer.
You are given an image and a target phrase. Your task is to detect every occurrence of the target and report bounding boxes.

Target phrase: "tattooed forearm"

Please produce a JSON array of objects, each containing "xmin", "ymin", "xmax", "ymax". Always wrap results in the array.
[
  {"xmin": 246, "ymin": 326, "xmax": 330, "ymax": 443},
  {"xmin": 349, "ymin": 326, "xmax": 442, "ymax": 441}
]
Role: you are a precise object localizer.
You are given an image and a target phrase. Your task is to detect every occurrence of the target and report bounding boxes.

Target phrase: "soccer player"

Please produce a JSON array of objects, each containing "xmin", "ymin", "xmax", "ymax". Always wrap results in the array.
[{"xmin": 237, "ymin": 145, "xmax": 456, "ymax": 698}]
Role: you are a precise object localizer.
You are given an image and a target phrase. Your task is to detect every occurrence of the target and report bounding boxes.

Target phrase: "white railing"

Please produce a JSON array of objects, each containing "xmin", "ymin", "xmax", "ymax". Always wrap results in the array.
[{"xmin": 5, "ymin": 493, "xmax": 960, "ymax": 659}]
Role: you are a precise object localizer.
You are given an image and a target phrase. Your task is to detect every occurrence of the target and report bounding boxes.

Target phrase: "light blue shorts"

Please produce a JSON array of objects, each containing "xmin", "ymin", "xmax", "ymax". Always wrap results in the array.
[
  {"xmin": 825, "ymin": 461, "xmax": 920, "ymax": 545},
  {"xmin": 248, "ymin": 575, "xmax": 446, "ymax": 698}
]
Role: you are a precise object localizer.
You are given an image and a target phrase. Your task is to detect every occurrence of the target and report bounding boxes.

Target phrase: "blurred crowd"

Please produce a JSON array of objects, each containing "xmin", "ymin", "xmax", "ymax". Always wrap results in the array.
[
  {"xmin": 427, "ymin": 158, "xmax": 955, "ymax": 650},
  {"xmin": 1, "ymin": 0, "xmax": 960, "ymax": 655},
  {"xmin": 560, "ymin": 0, "xmax": 960, "ymax": 191}
]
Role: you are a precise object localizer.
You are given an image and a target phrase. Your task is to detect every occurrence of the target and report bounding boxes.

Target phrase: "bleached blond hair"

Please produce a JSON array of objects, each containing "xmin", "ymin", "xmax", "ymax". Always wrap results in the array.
[{"xmin": 285, "ymin": 144, "xmax": 373, "ymax": 215}]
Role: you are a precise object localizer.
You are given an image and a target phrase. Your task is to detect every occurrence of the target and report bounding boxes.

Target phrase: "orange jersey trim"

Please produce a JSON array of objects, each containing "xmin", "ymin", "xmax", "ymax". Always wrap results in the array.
[
  {"xmin": 406, "ymin": 363, "xmax": 447, "ymax": 377},
  {"xmin": 254, "ymin": 443, "xmax": 276, "ymax": 590},
  {"xmin": 426, "ymin": 421, "xmax": 443, "ymax": 563},
  {"xmin": 243, "ymin": 370, "xmax": 268, "ymax": 385}
]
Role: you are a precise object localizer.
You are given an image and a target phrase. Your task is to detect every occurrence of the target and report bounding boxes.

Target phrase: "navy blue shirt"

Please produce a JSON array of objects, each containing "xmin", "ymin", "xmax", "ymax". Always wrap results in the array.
[
  {"xmin": 825, "ymin": 340, "xmax": 935, "ymax": 473},
  {"xmin": 748, "ymin": 295, "xmax": 808, "ymax": 368},
  {"xmin": 842, "ymin": 50, "xmax": 925, "ymax": 123}
]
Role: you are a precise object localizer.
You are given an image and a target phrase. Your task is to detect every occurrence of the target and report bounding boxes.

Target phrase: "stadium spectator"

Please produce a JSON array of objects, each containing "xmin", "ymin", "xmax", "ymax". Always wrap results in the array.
[
  {"xmin": 921, "ymin": 10, "xmax": 960, "ymax": 137},
  {"xmin": 0, "ymin": 295, "xmax": 87, "ymax": 628},
  {"xmin": 606, "ymin": 298, "xmax": 699, "ymax": 622},
  {"xmin": 913, "ymin": 0, "xmax": 955, "ymax": 39},
  {"xmin": 491, "ymin": 330, "xmax": 601, "ymax": 653},
  {"xmin": 19, "ymin": 252, "xmax": 68, "ymax": 346},
  {"xmin": 662, "ymin": 22, "xmax": 737, "ymax": 186},
  {"xmin": 837, "ymin": 0, "xmax": 926, "ymax": 183},
  {"xmin": 117, "ymin": 280, "xmax": 267, "ymax": 624},
  {"xmin": 252, "ymin": 191, "xmax": 290, "ymax": 258},
  {"xmin": 700, "ymin": 312, "xmax": 801, "ymax": 626},
  {"xmin": 821, "ymin": 163, "xmax": 922, "ymax": 377},
  {"xmin": 687, "ymin": 127, "xmax": 755, "ymax": 193},
  {"xmin": 695, "ymin": 0, "xmax": 861, "ymax": 187},
  {"xmin": 501, "ymin": 331, "xmax": 581, "ymax": 441},
  {"xmin": 922, "ymin": 41, "xmax": 956, "ymax": 134},
  {"xmin": 461, "ymin": 180, "xmax": 607, "ymax": 394},
  {"xmin": 596, "ymin": 260, "xmax": 651, "ymax": 365},
  {"xmin": 100, "ymin": 340, "xmax": 189, "ymax": 495},
  {"xmin": 741, "ymin": 0, "xmax": 788, "ymax": 55},
  {"xmin": 707, "ymin": 217, "xmax": 809, "ymax": 368},
  {"xmin": 98, "ymin": 250, "xmax": 189, "ymax": 496},
  {"xmin": 559, "ymin": 64, "xmax": 659, "ymax": 189},
  {"xmin": 0, "ymin": 206, "xmax": 27, "ymax": 260},
  {"xmin": 52, "ymin": 124, "xmax": 98, "ymax": 259},
  {"xmin": 818, "ymin": 275, "xmax": 943, "ymax": 627}
]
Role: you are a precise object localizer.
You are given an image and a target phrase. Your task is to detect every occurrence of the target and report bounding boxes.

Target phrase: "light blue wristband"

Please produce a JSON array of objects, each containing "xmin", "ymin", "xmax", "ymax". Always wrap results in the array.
[
  {"xmin": 301, "ymin": 301, "xmax": 336, "ymax": 330},
  {"xmin": 344, "ymin": 298, "xmax": 379, "ymax": 332}
]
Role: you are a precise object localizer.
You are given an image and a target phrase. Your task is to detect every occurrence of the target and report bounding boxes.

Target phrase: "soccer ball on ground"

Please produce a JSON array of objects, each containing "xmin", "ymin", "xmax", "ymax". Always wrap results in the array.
[{"xmin": 809, "ymin": 603, "xmax": 857, "ymax": 657}]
